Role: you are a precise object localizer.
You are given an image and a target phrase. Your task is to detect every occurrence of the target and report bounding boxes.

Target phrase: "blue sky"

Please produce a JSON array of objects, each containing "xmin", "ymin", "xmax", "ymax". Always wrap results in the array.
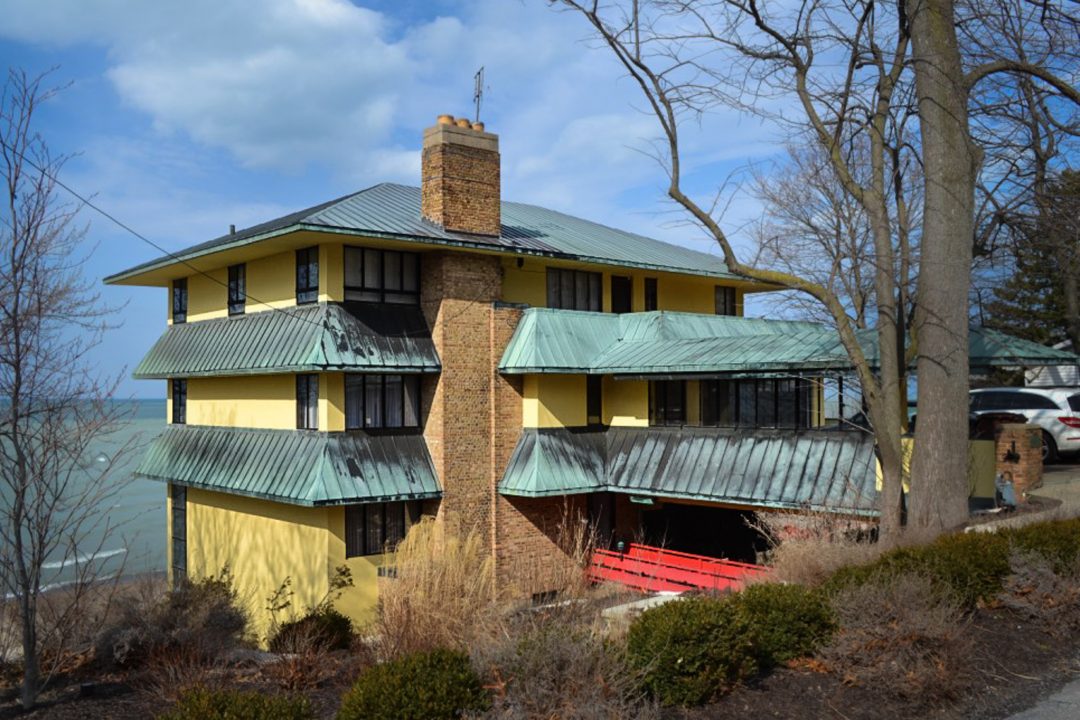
[{"xmin": 0, "ymin": 0, "xmax": 782, "ymax": 397}]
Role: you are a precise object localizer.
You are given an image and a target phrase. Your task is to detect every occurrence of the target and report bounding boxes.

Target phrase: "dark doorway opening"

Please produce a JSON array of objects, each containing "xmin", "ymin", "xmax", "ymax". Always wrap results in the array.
[
  {"xmin": 640, "ymin": 503, "xmax": 767, "ymax": 563},
  {"xmin": 611, "ymin": 275, "xmax": 632, "ymax": 314}
]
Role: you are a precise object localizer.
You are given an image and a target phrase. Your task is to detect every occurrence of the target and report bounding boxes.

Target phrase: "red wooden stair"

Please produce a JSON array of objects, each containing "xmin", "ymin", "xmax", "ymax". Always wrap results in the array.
[{"xmin": 588, "ymin": 543, "xmax": 769, "ymax": 594}]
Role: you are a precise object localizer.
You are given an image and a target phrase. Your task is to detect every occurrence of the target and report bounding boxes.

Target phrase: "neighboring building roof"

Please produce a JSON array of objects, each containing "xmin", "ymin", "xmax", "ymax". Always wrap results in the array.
[
  {"xmin": 104, "ymin": 183, "xmax": 738, "ymax": 285},
  {"xmin": 1026, "ymin": 341, "xmax": 1080, "ymax": 387},
  {"xmin": 134, "ymin": 302, "xmax": 440, "ymax": 378},
  {"xmin": 499, "ymin": 308, "xmax": 1080, "ymax": 376},
  {"xmin": 137, "ymin": 425, "xmax": 441, "ymax": 506},
  {"xmin": 500, "ymin": 427, "xmax": 879, "ymax": 516}
]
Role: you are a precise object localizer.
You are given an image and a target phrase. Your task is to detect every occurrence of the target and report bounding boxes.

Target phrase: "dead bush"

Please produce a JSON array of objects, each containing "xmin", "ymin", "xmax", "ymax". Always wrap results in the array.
[
  {"xmin": 473, "ymin": 602, "xmax": 658, "ymax": 720},
  {"xmin": 262, "ymin": 618, "xmax": 373, "ymax": 692},
  {"xmin": 821, "ymin": 573, "xmax": 973, "ymax": 703},
  {"xmin": 139, "ymin": 643, "xmax": 227, "ymax": 703},
  {"xmin": 376, "ymin": 518, "xmax": 496, "ymax": 660},
  {"xmin": 1000, "ymin": 549, "xmax": 1080, "ymax": 634}
]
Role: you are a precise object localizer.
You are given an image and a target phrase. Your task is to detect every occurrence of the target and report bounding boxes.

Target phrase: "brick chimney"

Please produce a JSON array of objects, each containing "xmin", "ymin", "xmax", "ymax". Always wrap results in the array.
[{"xmin": 421, "ymin": 115, "xmax": 501, "ymax": 237}]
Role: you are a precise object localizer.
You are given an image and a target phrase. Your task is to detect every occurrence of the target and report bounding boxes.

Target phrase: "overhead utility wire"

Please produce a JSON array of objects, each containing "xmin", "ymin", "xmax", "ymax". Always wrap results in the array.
[{"xmin": 0, "ymin": 137, "xmax": 331, "ymax": 332}]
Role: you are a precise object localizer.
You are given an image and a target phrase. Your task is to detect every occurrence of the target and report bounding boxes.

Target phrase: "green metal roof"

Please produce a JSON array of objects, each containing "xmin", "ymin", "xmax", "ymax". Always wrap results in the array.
[
  {"xmin": 134, "ymin": 302, "xmax": 439, "ymax": 378},
  {"xmin": 137, "ymin": 425, "xmax": 441, "ymax": 506},
  {"xmin": 105, "ymin": 183, "xmax": 738, "ymax": 284},
  {"xmin": 500, "ymin": 427, "xmax": 879, "ymax": 516},
  {"xmin": 499, "ymin": 308, "xmax": 1080, "ymax": 376}
]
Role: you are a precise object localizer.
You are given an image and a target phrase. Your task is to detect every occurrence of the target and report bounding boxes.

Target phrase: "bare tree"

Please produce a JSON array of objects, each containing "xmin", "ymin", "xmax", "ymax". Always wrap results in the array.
[{"xmin": 0, "ymin": 69, "xmax": 131, "ymax": 709}]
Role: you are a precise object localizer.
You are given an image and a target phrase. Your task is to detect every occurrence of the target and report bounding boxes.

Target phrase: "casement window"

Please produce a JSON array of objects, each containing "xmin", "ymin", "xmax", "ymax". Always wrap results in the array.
[
  {"xmin": 649, "ymin": 380, "xmax": 686, "ymax": 426},
  {"xmin": 344, "ymin": 501, "xmax": 421, "ymax": 557},
  {"xmin": 345, "ymin": 374, "xmax": 420, "ymax": 429},
  {"xmin": 715, "ymin": 286, "xmax": 737, "ymax": 316},
  {"xmin": 546, "ymin": 268, "xmax": 602, "ymax": 311},
  {"xmin": 172, "ymin": 278, "xmax": 188, "ymax": 324},
  {"xmin": 344, "ymin": 247, "xmax": 420, "ymax": 305},
  {"xmin": 296, "ymin": 247, "xmax": 319, "ymax": 304},
  {"xmin": 228, "ymin": 264, "xmax": 246, "ymax": 316},
  {"xmin": 611, "ymin": 275, "xmax": 632, "ymax": 314},
  {"xmin": 644, "ymin": 278, "xmax": 658, "ymax": 311},
  {"xmin": 296, "ymin": 374, "xmax": 319, "ymax": 430},
  {"xmin": 701, "ymin": 378, "xmax": 814, "ymax": 429},
  {"xmin": 587, "ymin": 376, "xmax": 603, "ymax": 427},
  {"xmin": 171, "ymin": 379, "xmax": 187, "ymax": 425},
  {"xmin": 171, "ymin": 484, "xmax": 187, "ymax": 581}
]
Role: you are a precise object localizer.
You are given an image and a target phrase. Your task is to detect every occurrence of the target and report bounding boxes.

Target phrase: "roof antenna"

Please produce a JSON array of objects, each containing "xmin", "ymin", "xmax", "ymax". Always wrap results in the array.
[{"xmin": 473, "ymin": 66, "xmax": 485, "ymax": 124}]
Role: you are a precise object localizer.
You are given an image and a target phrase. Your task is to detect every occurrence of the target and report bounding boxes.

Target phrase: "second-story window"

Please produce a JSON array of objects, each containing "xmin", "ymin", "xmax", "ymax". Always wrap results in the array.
[
  {"xmin": 546, "ymin": 268, "xmax": 602, "ymax": 311},
  {"xmin": 644, "ymin": 278, "xmax": 658, "ymax": 311},
  {"xmin": 587, "ymin": 376, "xmax": 603, "ymax": 426},
  {"xmin": 297, "ymin": 374, "xmax": 319, "ymax": 430},
  {"xmin": 611, "ymin": 276, "xmax": 632, "ymax": 314},
  {"xmin": 345, "ymin": 375, "xmax": 420, "ymax": 429},
  {"xmin": 228, "ymin": 264, "xmax": 245, "ymax": 316},
  {"xmin": 649, "ymin": 380, "xmax": 685, "ymax": 426},
  {"xmin": 171, "ymin": 379, "xmax": 187, "ymax": 425},
  {"xmin": 344, "ymin": 247, "xmax": 420, "ymax": 304},
  {"xmin": 296, "ymin": 247, "xmax": 319, "ymax": 304},
  {"xmin": 715, "ymin": 286, "xmax": 737, "ymax": 316},
  {"xmin": 172, "ymin": 278, "xmax": 188, "ymax": 324},
  {"xmin": 701, "ymin": 378, "xmax": 813, "ymax": 429}
]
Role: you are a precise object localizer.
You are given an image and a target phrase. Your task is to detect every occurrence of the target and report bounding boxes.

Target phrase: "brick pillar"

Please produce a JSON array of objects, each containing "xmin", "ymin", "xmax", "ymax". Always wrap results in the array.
[{"xmin": 995, "ymin": 423, "xmax": 1043, "ymax": 502}]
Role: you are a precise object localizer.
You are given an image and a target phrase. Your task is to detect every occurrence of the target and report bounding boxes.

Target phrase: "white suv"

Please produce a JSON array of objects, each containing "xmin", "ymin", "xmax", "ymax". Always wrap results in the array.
[{"xmin": 970, "ymin": 387, "xmax": 1080, "ymax": 462}]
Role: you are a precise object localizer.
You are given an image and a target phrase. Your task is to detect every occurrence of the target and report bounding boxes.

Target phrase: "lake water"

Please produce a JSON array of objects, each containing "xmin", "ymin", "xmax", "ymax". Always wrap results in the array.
[{"xmin": 37, "ymin": 399, "xmax": 168, "ymax": 591}]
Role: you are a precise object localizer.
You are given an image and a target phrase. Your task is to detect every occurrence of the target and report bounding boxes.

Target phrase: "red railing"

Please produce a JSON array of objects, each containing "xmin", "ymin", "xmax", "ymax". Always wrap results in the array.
[{"xmin": 588, "ymin": 543, "xmax": 769, "ymax": 594}]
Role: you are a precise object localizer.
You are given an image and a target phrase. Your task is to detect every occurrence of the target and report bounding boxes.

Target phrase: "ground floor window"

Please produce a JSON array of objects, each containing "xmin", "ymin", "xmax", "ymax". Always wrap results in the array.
[
  {"xmin": 171, "ymin": 484, "xmax": 187, "ymax": 582},
  {"xmin": 344, "ymin": 501, "xmax": 421, "ymax": 557},
  {"xmin": 701, "ymin": 378, "xmax": 814, "ymax": 429},
  {"xmin": 649, "ymin": 380, "xmax": 686, "ymax": 426}
]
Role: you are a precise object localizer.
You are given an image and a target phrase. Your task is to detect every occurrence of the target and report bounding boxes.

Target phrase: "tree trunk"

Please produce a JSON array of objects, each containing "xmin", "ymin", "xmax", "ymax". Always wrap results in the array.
[
  {"xmin": 20, "ymin": 594, "xmax": 38, "ymax": 709},
  {"xmin": 907, "ymin": 0, "xmax": 977, "ymax": 532}
]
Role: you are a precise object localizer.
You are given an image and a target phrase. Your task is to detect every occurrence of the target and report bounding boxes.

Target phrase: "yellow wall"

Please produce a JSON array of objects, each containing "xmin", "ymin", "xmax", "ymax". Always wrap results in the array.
[
  {"xmin": 183, "ymin": 249, "xmax": 303, "ymax": 323},
  {"xmin": 320, "ymin": 243, "xmax": 344, "ymax": 303},
  {"xmin": 326, "ymin": 508, "xmax": 390, "ymax": 629},
  {"xmin": 187, "ymin": 375, "xmax": 297, "ymax": 429},
  {"xmin": 604, "ymin": 378, "xmax": 649, "ymax": 427},
  {"xmin": 500, "ymin": 257, "xmax": 745, "ymax": 316},
  {"xmin": 523, "ymin": 375, "xmax": 587, "ymax": 427}
]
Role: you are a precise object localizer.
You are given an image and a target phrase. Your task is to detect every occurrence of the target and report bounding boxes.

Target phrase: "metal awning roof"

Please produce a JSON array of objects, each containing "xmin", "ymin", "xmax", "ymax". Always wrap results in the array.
[
  {"xmin": 134, "ymin": 302, "xmax": 440, "ymax": 378},
  {"xmin": 500, "ymin": 427, "xmax": 879, "ymax": 516},
  {"xmin": 105, "ymin": 183, "xmax": 742, "ymax": 285},
  {"xmin": 137, "ymin": 425, "xmax": 441, "ymax": 506},
  {"xmin": 499, "ymin": 308, "xmax": 1080, "ymax": 376}
]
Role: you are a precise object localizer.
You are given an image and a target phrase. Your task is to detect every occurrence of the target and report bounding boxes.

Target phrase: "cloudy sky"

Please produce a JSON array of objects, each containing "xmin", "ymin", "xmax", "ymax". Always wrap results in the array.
[{"xmin": 0, "ymin": 0, "xmax": 782, "ymax": 397}]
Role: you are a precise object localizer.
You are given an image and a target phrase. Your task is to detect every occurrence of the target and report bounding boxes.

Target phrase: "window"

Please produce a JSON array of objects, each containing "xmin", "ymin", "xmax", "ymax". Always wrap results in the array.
[
  {"xmin": 587, "ymin": 376, "xmax": 603, "ymax": 426},
  {"xmin": 611, "ymin": 275, "xmax": 632, "ymax": 314},
  {"xmin": 345, "ymin": 501, "xmax": 420, "ymax": 557},
  {"xmin": 715, "ymin": 286, "xmax": 737, "ymax": 316},
  {"xmin": 344, "ymin": 247, "xmax": 420, "ymax": 304},
  {"xmin": 701, "ymin": 378, "xmax": 814, "ymax": 429},
  {"xmin": 172, "ymin": 278, "xmax": 188, "ymax": 324},
  {"xmin": 649, "ymin": 381, "xmax": 686, "ymax": 426},
  {"xmin": 296, "ymin": 247, "xmax": 319, "ymax": 304},
  {"xmin": 1070, "ymin": 394, "xmax": 1080, "ymax": 412},
  {"xmin": 1008, "ymin": 392, "xmax": 1060, "ymax": 410},
  {"xmin": 171, "ymin": 379, "xmax": 187, "ymax": 425},
  {"xmin": 171, "ymin": 484, "xmax": 187, "ymax": 581},
  {"xmin": 345, "ymin": 375, "xmax": 420, "ymax": 429},
  {"xmin": 227, "ymin": 264, "xmax": 245, "ymax": 315},
  {"xmin": 297, "ymin": 374, "xmax": 319, "ymax": 430},
  {"xmin": 546, "ymin": 268, "xmax": 602, "ymax": 311},
  {"xmin": 644, "ymin": 278, "xmax": 658, "ymax": 311}
]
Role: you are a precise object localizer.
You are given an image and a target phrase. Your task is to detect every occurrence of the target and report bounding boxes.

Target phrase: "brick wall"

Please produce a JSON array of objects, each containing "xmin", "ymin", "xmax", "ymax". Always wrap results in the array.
[
  {"xmin": 995, "ymin": 423, "xmax": 1043, "ymax": 501},
  {"xmin": 421, "ymin": 123, "xmax": 501, "ymax": 237}
]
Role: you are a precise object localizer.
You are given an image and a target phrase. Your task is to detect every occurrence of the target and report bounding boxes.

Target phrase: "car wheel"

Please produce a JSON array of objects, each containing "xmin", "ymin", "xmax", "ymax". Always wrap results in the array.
[{"xmin": 1042, "ymin": 431, "xmax": 1058, "ymax": 464}]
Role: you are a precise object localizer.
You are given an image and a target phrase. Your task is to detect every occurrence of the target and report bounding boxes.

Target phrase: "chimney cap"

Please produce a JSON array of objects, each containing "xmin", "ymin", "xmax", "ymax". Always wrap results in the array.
[
  {"xmin": 454, "ymin": 117, "xmax": 472, "ymax": 128},
  {"xmin": 472, "ymin": 122, "xmax": 485, "ymax": 132},
  {"xmin": 437, "ymin": 114, "xmax": 454, "ymax": 126}
]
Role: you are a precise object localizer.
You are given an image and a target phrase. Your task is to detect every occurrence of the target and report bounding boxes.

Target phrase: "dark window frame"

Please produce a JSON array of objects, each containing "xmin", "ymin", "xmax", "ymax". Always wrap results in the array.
[
  {"xmin": 700, "ymin": 378, "xmax": 814, "ymax": 429},
  {"xmin": 586, "ymin": 375, "xmax": 603, "ymax": 427},
  {"xmin": 546, "ymin": 268, "xmax": 602, "ymax": 311},
  {"xmin": 172, "ymin": 278, "xmax": 188, "ymax": 324},
  {"xmin": 345, "ymin": 501, "xmax": 421, "ymax": 557},
  {"xmin": 644, "ymin": 278, "xmax": 658, "ymax": 311},
  {"xmin": 296, "ymin": 374, "xmax": 319, "ymax": 430},
  {"xmin": 649, "ymin": 380, "xmax": 686, "ymax": 426},
  {"xmin": 296, "ymin": 247, "xmax": 319, "ymax": 304},
  {"xmin": 343, "ymin": 246, "xmax": 420, "ymax": 305},
  {"xmin": 611, "ymin": 275, "xmax": 632, "ymax": 314},
  {"xmin": 171, "ymin": 484, "xmax": 187, "ymax": 581},
  {"xmin": 345, "ymin": 374, "xmax": 421, "ymax": 430},
  {"xmin": 228, "ymin": 264, "xmax": 246, "ymax": 316},
  {"xmin": 171, "ymin": 379, "xmax": 187, "ymax": 425},
  {"xmin": 715, "ymin": 286, "xmax": 737, "ymax": 316}
]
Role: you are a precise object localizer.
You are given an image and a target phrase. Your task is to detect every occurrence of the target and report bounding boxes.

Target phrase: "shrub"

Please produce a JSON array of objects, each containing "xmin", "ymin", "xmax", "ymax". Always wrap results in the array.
[
  {"xmin": 158, "ymin": 687, "xmax": 312, "ymax": 720},
  {"xmin": 337, "ymin": 648, "xmax": 490, "ymax": 720},
  {"xmin": 732, "ymin": 583, "xmax": 835, "ymax": 666},
  {"xmin": 1010, "ymin": 518, "xmax": 1080, "ymax": 575},
  {"xmin": 97, "ymin": 569, "xmax": 248, "ymax": 670},
  {"xmin": 269, "ymin": 608, "xmax": 354, "ymax": 653},
  {"xmin": 1000, "ymin": 549, "xmax": 1080, "ymax": 634},
  {"xmin": 821, "ymin": 574, "xmax": 973, "ymax": 702},
  {"xmin": 626, "ymin": 596, "xmax": 758, "ymax": 707}
]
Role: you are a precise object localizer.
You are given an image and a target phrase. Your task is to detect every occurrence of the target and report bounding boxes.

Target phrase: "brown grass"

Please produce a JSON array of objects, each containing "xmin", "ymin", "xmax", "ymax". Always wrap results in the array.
[{"xmin": 1000, "ymin": 549, "xmax": 1080, "ymax": 634}]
